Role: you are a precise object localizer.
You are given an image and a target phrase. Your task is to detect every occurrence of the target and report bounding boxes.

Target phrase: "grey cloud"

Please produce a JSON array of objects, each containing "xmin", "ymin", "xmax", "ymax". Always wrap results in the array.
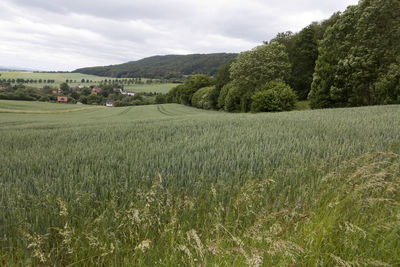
[
  {"xmin": 1, "ymin": 0, "xmax": 358, "ymax": 70},
  {"xmin": 10, "ymin": 0, "xmax": 194, "ymax": 20}
]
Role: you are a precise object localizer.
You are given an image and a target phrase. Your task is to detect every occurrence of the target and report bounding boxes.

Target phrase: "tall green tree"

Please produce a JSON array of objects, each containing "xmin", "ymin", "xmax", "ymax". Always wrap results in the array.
[
  {"xmin": 172, "ymin": 74, "xmax": 214, "ymax": 106},
  {"xmin": 59, "ymin": 82, "xmax": 69, "ymax": 94},
  {"xmin": 309, "ymin": 0, "xmax": 400, "ymax": 108},
  {"xmin": 210, "ymin": 60, "xmax": 235, "ymax": 109},
  {"xmin": 290, "ymin": 25, "xmax": 318, "ymax": 100},
  {"xmin": 228, "ymin": 42, "xmax": 291, "ymax": 112}
]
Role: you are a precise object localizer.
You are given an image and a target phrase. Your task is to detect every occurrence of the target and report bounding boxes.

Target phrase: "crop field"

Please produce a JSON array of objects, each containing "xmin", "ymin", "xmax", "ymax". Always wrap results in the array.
[{"xmin": 1, "ymin": 100, "xmax": 400, "ymax": 266}]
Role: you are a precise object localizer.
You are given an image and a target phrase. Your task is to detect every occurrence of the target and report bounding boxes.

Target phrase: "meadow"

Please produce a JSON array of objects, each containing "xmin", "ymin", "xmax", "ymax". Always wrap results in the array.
[
  {"xmin": 1, "ymin": 100, "xmax": 400, "ymax": 266},
  {"xmin": 0, "ymin": 71, "xmax": 175, "ymax": 93},
  {"xmin": 124, "ymin": 83, "xmax": 176, "ymax": 94}
]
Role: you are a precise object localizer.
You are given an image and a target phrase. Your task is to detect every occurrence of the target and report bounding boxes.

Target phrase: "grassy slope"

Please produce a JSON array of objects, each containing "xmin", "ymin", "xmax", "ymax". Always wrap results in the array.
[
  {"xmin": 124, "ymin": 83, "xmax": 177, "ymax": 94},
  {"xmin": 0, "ymin": 100, "xmax": 399, "ymax": 266}
]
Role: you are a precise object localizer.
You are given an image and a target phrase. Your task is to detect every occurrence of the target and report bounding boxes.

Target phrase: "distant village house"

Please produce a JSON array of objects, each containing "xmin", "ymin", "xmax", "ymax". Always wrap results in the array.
[
  {"xmin": 119, "ymin": 88, "xmax": 135, "ymax": 96},
  {"xmin": 57, "ymin": 96, "xmax": 68, "ymax": 103},
  {"xmin": 91, "ymin": 87, "xmax": 102, "ymax": 95},
  {"xmin": 106, "ymin": 100, "xmax": 115, "ymax": 107}
]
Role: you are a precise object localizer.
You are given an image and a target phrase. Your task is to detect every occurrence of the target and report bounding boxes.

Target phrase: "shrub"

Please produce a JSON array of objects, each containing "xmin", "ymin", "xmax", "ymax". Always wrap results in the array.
[
  {"xmin": 224, "ymin": 84, "xmax": 241, "ymax": 112},
  {"xmin": 191, "ymin": 86, "xmax": 215, "ymax": 109},
  {"xmin": 251, "ymin": 80, "xmax": 297, "ymax": 112},
  {"xmin": 217, "ymin": 83, "xmax": 231, "ymax": 109},
  {"xmin": 155, "ymin": 94, "xmax": 166, "ymax": 104}
]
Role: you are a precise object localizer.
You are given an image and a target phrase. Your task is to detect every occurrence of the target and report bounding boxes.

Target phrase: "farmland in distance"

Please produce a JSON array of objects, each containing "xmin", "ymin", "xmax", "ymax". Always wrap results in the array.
[
  {"xmin": 0, "ymin": 71, "xmax": 175, "ymax": 93},
  {"xmin": 1, "ymin": 100, "xmax": 400, "ymax": 265}
]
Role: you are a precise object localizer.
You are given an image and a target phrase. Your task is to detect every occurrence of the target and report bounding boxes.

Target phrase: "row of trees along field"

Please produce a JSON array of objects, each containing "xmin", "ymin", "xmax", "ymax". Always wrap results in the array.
[
  {"xmin": 1, "ymin": 78, "xmax": 56, "ymax": 84},
  {"xmin": 74, "ymin": 78, "xmax": 174, "ymax": 84},
  {"xmin": 168, "ymin": 0, "xmax": 400, "ymax": 112},
  {"xmin": 0, "ymin": 78, "xmax": 174, "ymax": 85}
]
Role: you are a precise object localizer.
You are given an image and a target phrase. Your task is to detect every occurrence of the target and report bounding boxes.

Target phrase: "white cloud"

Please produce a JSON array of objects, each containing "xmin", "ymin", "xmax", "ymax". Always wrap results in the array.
[{"xmin": 0, "ymin": 0, "xmax": 359, "ymax": 71}]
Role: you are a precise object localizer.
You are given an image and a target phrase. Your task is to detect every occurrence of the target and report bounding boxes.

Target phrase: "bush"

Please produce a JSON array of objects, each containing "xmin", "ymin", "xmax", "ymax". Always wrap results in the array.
[
  {"xmin": 217, "ymin": 83, "xmax": 231, "ymax": 109},
  {"xmin": 251, "ymin": 80, "xmax": 297, "ymax": 112},
  {"xmin": 224, "ymin": 84, "xmax": 241, "ymax": 112},
  {"xmin": 191, "ymin": 86, "xmax": 215, "ymax": 109},
  {"xmin": 155, "ymin": 94, "xmax": 166, "ymax": 104},
  {"xmin": 374, "ymin": 61, "xmax": 400, "ymax": 104}
]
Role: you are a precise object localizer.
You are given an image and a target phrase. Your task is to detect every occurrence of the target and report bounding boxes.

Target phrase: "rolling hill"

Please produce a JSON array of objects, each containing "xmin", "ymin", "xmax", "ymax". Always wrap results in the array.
[{"xmin": 72, "ymin": 53, "xmax": 237, "ymax": 78}]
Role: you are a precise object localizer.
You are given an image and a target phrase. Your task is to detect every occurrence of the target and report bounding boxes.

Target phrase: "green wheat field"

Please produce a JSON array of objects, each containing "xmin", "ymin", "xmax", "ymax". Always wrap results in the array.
[{"xmin": 1, "ymin": 100, "xmax": 400, "ymax": 266}]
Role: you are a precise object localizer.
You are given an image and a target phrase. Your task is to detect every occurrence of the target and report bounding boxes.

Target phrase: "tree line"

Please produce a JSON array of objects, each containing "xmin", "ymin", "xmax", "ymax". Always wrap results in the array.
[
  {"xmin": 1, "ymin": 78, "xmax": 56, "ymax": 84},
  {"xmin": 167, "ymin": 0, "xmax": 400, "ymax": 112}
]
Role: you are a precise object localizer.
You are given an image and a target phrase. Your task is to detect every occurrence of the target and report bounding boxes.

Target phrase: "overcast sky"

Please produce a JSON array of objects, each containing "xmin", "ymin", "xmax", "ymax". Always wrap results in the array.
[{"xmin": 0, "ymin": 0, "xmax": 358, "ymax": 71}]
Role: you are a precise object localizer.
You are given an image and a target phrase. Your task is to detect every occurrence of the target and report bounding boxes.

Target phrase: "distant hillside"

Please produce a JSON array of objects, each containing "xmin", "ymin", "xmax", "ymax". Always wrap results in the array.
[{"xmin": 73, "ymin": 53, "xmax": 237, "ymax": 78}]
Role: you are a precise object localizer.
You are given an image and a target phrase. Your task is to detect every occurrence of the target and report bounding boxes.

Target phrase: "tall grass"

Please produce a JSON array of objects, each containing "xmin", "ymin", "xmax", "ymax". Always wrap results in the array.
[{"xmin": 1, "ymin": 101, "xmax": 399, "ymax": 265}]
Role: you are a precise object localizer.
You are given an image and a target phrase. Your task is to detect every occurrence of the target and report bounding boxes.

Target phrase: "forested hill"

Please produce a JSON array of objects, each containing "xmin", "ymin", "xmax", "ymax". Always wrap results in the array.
[{"xmin": 72, "ymin": 53, "xmax": 238, "ymax": 78}]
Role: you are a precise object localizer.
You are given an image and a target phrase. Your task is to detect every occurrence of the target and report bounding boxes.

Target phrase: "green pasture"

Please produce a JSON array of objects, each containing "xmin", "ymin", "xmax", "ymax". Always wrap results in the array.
[
  {"xmin": 124, "ymin": 83, "xmax": 177, "ymax": 93},
  {"xmin": 0, "ymin": 71, "xmax": 172, "ymax": 93},
  {"xmin": 0, "ymin": 100, "xmax": 99, "ymax": 113},
  {"xmin": 1, "ymin": 100, "xmax": 399, "ymax": 266}
]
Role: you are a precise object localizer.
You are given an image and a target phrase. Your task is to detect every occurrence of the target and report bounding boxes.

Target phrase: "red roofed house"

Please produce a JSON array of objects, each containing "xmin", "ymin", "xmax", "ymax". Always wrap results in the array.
[
  {"xmin": 57, "ymin": 96, "xmax": 68, "ymax": 103},
  {"xmin": 92, "ymin": 87, "xmax": 101, "ymax": 95}
]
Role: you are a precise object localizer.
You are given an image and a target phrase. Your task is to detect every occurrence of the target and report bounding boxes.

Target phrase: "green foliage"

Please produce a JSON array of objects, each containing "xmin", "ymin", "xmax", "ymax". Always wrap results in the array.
[
  {"xmin": 227, "ymin": 42, "xmax": 291, "ymax": 112},
  {"xmin": 172, "ymin": 74, "xmax": 214, "ymax": 106},
  {"xmin": 210, "ymin": 60, "xmax": 235, "ymax": 109},
  {"xmin": 290, "ymin": 25, "xmax": 318, "ymax": 100},
  {"xmin": 230, "ymin": 42, "xmax": 291, "ymax": 90},
  {"xmin": 166, "ymin": 84, "xmax": 181, "ymax": 103},
  {"xmin": 191, "ymin": 86, "xmax": 215, "ymax": 109},
  {"xmin": 271, "ymin": 14, "xmax": 340, "ymax": 101},
  {"xmin": 374, "ymin": 59, "xmax": 400, "ymax": 104},
  {"xmin": 215, "ymin": 59, "xmax": 235, "ymax": 91},
  {"xmin": 251, "ymin": 80, "xmax": 297, "ymax": 112},
  {"xmin": 309, "ymin": 0, "xmax": 400, "ymax": 108},
  {"xmin": 217, "ymin": 82, "xmax": 231, "ymax": 109},
  {"xmin": 86, "ymin": 94, "xmax": 102, "ymax": 105},
  {"xmin": 59, "ymin": 82, "xmax": 69, "ymax": 94},
  {"xmin": 1, "ymin": 101, "xmax": 400, "ymax": 265},
  {"xmin": 224, "ymin": 83, "xmax": 242, "ymax": 112},
  {"xmin": 155, "ymin": 93, "xmax": 166, "ymax": 104}
]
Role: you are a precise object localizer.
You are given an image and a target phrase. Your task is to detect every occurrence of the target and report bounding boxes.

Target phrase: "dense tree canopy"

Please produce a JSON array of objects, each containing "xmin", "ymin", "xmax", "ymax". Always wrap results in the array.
[
  {"xmin": 251, "ymin": 80, "xmax": 297, "ymax": 112},
  {"xmin": 270, "ymin": 12, "xmax": 341, "ymax": 100},
  {"xmin": 167, "ymin": 74, "xmax": 215, "ymax": 106},
  {"xmin": 289, "ymin": 25, "xmax": 318, "ymax": 100},
  {"xmin": 226, "ymin": 42, "xmax": 291, "ymax": 112},
  {"xmin": 309, "ymin": 0, "xmax": 400, "ymax": 108},
  {"xmin": 191, "ymin": 86, "xmax": 215, "ymax": 109}
]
